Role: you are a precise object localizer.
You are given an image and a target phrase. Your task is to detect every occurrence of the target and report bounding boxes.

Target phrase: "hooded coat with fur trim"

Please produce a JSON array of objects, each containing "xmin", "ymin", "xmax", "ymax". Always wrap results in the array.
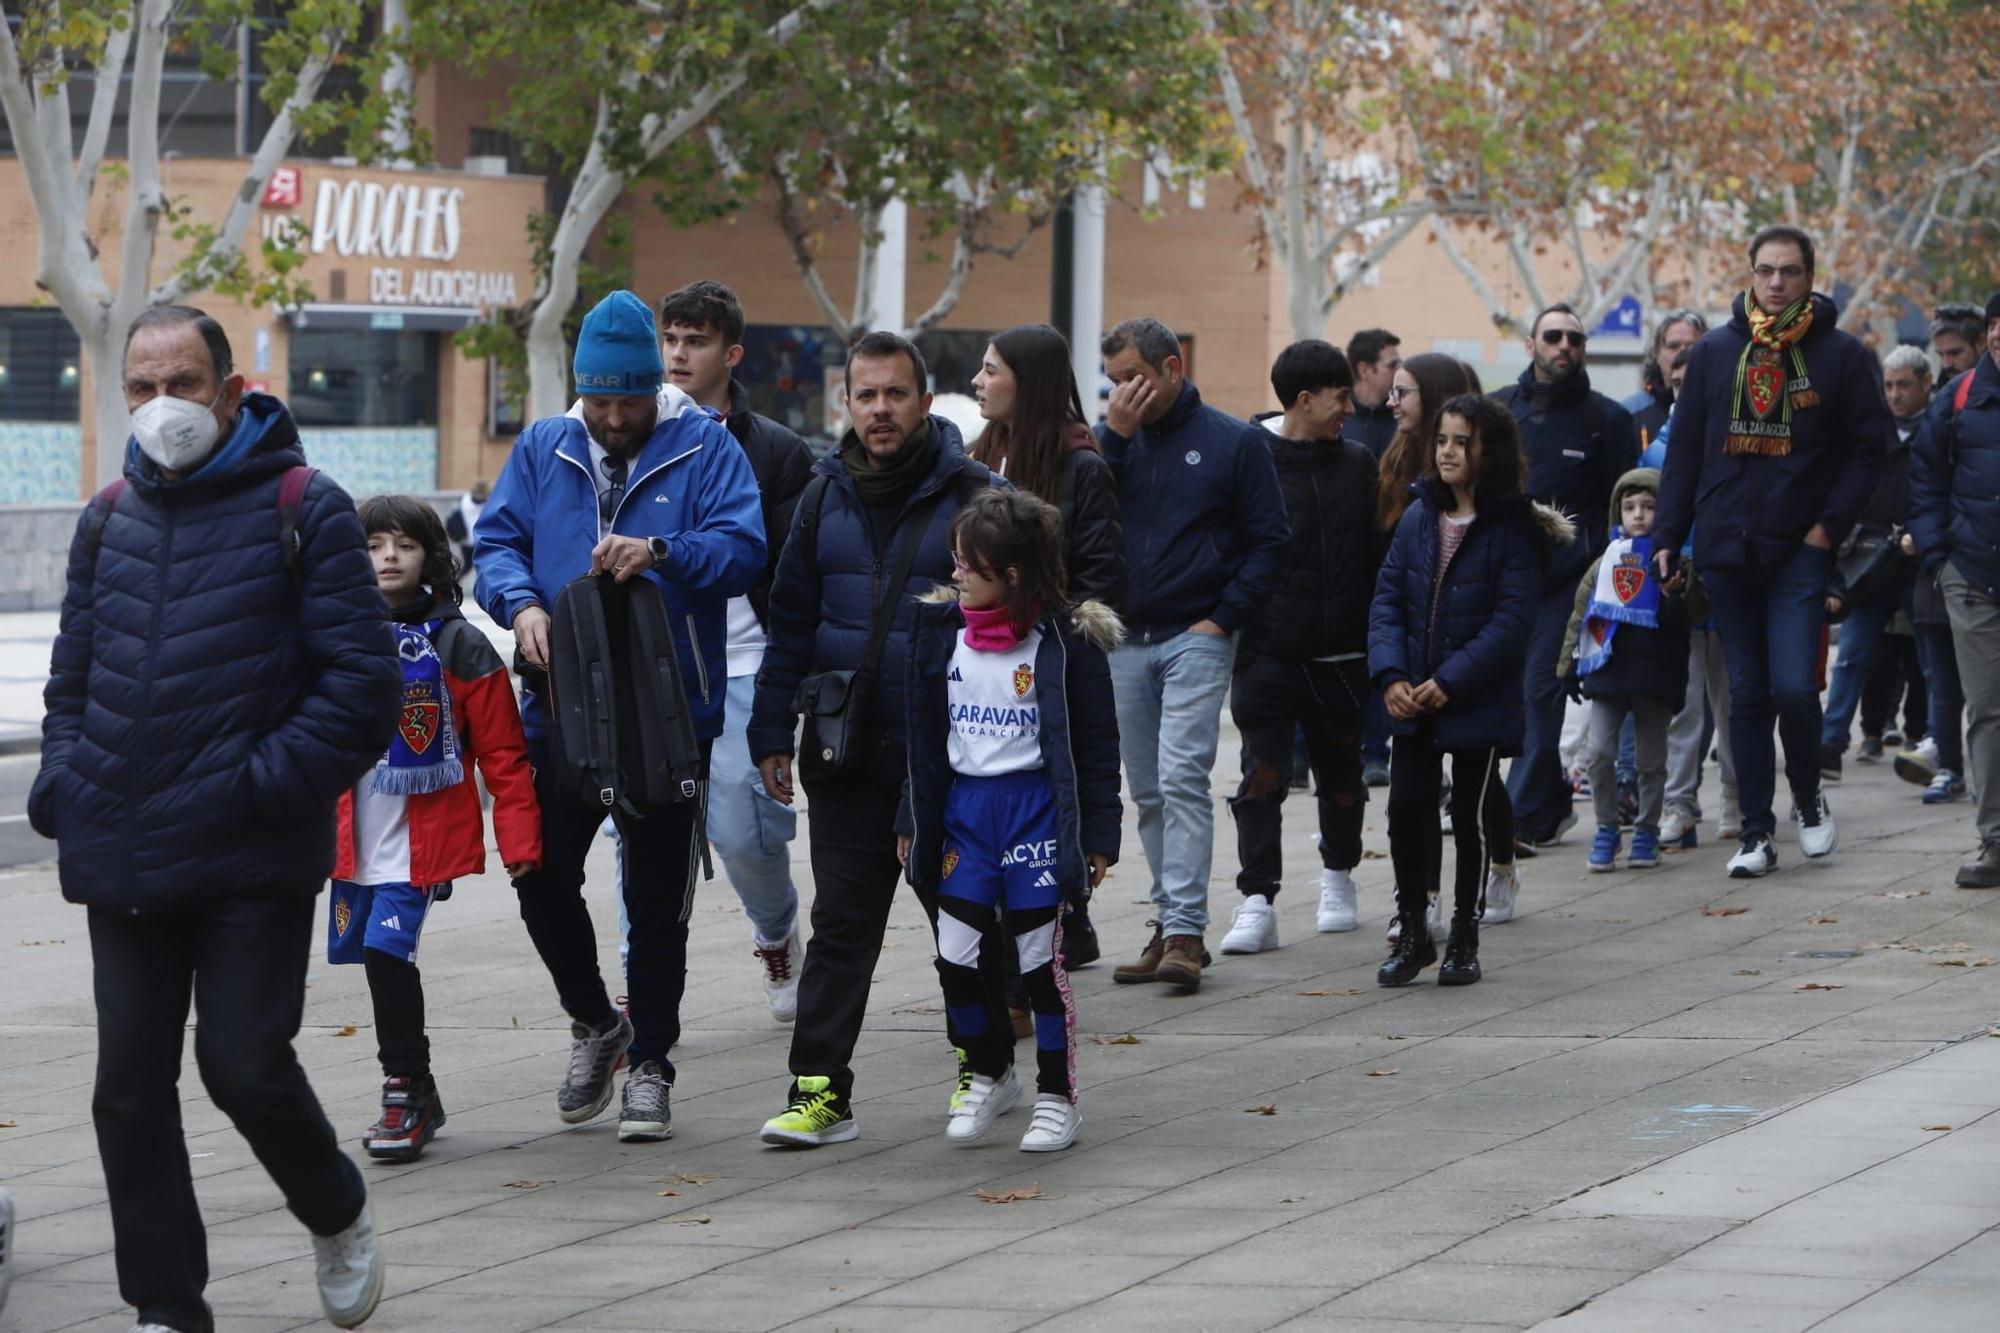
[
  {"xmin": 897, "ymin": 591, "xmax": 1124, "ymax": 905},
  {"xmin": 1368, "ymin": 479, "xmax": 1575, "ymax": 753}
]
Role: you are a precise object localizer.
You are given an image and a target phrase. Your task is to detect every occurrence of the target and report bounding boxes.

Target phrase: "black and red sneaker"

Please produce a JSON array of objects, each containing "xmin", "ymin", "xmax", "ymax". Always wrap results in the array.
[{"xmin": 363, "ymin": 1076, "xmax": 445, "ymax": 1161}]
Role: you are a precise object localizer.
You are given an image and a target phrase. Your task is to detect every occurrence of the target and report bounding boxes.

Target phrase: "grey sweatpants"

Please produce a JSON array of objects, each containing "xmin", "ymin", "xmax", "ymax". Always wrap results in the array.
[
  {"xmin": 1665, "ymin": 628, "xmax": 1740, "ymax": 829},
  {"xmin": 1587, "ymin": 697, "xmax": 1672, "ymax": 834},
  {"xmin": 1942, "ymin": 565, "xmax": 2000, "ymax": 843}
]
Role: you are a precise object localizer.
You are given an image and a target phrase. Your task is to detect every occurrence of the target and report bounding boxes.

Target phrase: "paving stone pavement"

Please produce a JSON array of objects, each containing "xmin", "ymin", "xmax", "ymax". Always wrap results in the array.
[{"xmin": 4, "ymin": 702, "xmax": 1999, "ymax": 1330}]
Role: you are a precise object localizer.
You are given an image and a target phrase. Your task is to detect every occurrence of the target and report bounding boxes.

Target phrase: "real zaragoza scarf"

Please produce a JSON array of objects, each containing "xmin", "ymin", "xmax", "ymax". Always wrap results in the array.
[
  {"xmin": 1576, "ymin": 535, "xmax": 1661, "ymax": 678},
  {"xmin": 373, "ymin": 620, "xmax": 464, "ymax": 795},
  {"xmin": 1726, "ymin": 294, "xmax": 1821, "ymax": 456}
]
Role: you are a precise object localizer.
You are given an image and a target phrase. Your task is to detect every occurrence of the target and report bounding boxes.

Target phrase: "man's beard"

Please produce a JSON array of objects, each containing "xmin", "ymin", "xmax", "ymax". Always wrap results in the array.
[{"xmin": 1536, "ymin": 354, "xmax": 1580, "ymax": 382}]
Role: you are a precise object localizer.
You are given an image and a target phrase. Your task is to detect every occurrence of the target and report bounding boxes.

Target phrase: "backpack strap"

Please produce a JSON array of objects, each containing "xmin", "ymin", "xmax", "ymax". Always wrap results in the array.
[
  {"xmin": 82, "ymin": 478, "xmax": 130, "ymax": 566},
  {"xmin": 793, "ymin": 473, "xmax": 833, "ymax": 570},
  {"xmin": 275, "ymin": 465, "xmax": 315, "ymax": 594}
]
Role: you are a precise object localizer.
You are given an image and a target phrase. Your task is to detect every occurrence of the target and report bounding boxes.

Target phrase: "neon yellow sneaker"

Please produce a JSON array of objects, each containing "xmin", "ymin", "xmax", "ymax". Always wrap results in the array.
[
  {"xmin": 760, "ymin": 1076, "xmax": 858, "ymax": 1147},
  {"xmin": 949, "ymin": 1048, "xmax": 975, "ymax": 1115}
]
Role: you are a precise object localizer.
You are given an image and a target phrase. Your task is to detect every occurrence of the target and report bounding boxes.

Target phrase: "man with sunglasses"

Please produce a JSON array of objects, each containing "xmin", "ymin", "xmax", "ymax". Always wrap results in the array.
[
  {"xmin": 1500, "ymin": 303, "xmax": 1640, "ymax": 852},
  {"xmin": 1653, "ymin": 225, "xmax": 1890, "ymax": 879},
  {"xmin": 476, "ymin": 290, "xmax": 766, "ymax": 1140}
]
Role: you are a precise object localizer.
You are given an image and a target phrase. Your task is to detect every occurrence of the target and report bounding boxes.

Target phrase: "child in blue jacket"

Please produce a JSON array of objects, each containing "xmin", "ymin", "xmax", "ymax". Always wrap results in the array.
[
  {"xmin": 897, "ymin": 489, "xmax": 1124, "ymax": 1152},
  {"xmin": 1370, "ymin": 395, "xmax": 1574, "ymax": 988}
]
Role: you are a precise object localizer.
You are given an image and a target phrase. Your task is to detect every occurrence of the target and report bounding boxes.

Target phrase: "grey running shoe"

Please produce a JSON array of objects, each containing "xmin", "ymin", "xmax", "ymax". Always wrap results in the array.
[
  {"xmin": 557, "ymin": 1013, "xmax": 634, "ymax": 1124},
  {"xmin": 618, "ymin": 1059, "xmax": 674, "ymax": 1143}
]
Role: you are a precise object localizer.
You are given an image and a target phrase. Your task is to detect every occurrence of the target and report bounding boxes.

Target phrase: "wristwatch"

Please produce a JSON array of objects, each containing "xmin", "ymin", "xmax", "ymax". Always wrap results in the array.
[{"xmin": 647, "ymin": 536, "xmax": 671, "ymax": 568}]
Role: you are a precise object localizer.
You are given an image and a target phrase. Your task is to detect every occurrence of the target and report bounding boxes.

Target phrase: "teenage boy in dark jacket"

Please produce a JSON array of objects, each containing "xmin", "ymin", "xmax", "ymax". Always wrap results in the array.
[
  {"xmin": 1222, "ymin": 341, "xmax": 1380, "ymax": 955},
  {"xmin": 30, "ymin": 306, "xmax": 400, "ymax": 1332},
  {"xmin": 1655, "ymin": 225, "xmax": 1889, "ymax": 879},
  {"xmin": 1910, "ymin": 292, "xmax": 2000, "ymax": 886},
  {"xmin": 656, "ymin": 280, "xmax": 816, "ymax": 1021},
  {"xmin": 1498, "ymin": 303, "xmax": 1639, "ymax": 851},
  {"xmin": 1093, "ymin": 316, "xmax": 1290, "ymax": 992},
  {"xmin": 751, "ymin": 331, "xmax": 1010, "ymax": 1146}
]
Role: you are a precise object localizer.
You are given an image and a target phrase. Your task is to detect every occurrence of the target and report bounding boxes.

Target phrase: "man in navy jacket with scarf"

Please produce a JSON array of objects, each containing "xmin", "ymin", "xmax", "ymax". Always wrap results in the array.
[
  {"xmin": 1655, "ymin": 226, "xmax": 1889, "ymax": 879},
  {"xmin": 1095, "ymin": 316, "xmax": 1288, "ymax": 992}
]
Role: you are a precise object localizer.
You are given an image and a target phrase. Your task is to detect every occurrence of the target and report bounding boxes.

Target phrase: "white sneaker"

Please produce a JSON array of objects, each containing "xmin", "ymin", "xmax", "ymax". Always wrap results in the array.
[
  {"xmin": 1728, "ymin": 835, "xmax": 1778, "ymax": 878},
  {"xmin": 1659, "ymin": 807, "xmax": 1696, "ymax": 847},
  {"xmin": 313, "ymin": 1191, "xmax": 385, "ymax": 1329},
  {"xmin": 945, "ymin": 1066, "xmax": 1021, "ymax": 1144},
  {"xmin": 1481, "ymin": 867, "xmax": 1520, "ymax": 924},
  {"xmin": 1220, "ymin": 893, "xmax": 1279, "ymax": 954},
  {"xmin": 1316, "ymin": 870, "xmax": 1358, "ymax": 933},
  {"xmin": 1795, "ymin": 791, "xmax": 1837, "ymax": 858},
  {"xmin": 1019, "ymin": 1095, "xmax": 1082, "ymax": 1152},
  {"xmin": 754, "ymin": 931, "xmax": 804, "ymax": 1024},
  {"xmin": 1895, "ymin": 737, "xmax": 1941, "ymax": 786}
]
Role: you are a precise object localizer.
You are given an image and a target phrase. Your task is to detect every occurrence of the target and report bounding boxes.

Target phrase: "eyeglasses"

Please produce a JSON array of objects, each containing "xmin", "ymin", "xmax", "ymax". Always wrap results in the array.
[
  {"xmin": 1540, "ymin": 329, "xmax": 1588, "ymax": 348},
  {"xmin": 1386, "ymin": 385, "xmax": 1411, "ymax": 405},
  {"xmin": 1753, "ymin": 264, "xmax": 1807, "ymax": 281}
]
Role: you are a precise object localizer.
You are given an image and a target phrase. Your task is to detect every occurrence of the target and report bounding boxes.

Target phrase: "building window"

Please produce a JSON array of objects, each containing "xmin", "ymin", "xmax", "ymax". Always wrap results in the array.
[
  {"xmin": 0, "ymin": 309, "xmax": 83, "ymax": 421},
  {"xmin": 288, "ymin": 327, "xmax": 439, "ymax": 427}
]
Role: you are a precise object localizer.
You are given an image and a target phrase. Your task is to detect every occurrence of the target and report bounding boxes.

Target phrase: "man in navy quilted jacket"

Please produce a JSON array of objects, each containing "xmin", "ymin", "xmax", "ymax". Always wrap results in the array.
[{"xmin": 29, "ymin": 306, "xmax": 400, "ymax": 1333}]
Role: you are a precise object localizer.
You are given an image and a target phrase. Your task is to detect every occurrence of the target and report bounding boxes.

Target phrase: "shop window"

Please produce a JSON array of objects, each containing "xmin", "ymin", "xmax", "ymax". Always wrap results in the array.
[
  {"xmin": 0, "ymin": 309, "xmax": 82, "ymax": 421},
  {"xmin": 288, "ymin": 327, "xmax": 439, "ymax": 427}
]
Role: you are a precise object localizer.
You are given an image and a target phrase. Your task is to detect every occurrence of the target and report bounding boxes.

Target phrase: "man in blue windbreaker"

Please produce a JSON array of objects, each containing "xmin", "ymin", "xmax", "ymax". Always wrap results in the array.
[{"xmin": 475, "ymin": 290, "xmax": 765, "ymax": 1144}]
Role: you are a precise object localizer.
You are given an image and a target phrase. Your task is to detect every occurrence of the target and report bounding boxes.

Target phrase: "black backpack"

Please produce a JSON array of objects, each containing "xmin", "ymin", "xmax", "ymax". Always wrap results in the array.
[{"xmin": 546, "ymin": 573, "xmax": 703, "ymax": 816}]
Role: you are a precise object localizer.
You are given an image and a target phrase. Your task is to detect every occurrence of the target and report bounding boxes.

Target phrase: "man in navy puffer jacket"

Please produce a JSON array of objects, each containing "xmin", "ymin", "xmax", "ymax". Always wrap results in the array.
[
  {"xmin": 29, "ymin": 306, "xmax": 399, "ymax": 1332},
  {"xmin": 1094, "ymin": 316, "xmax": 1289, "ymax": 992},
  {"xmin": 1655, "ymin": 226, "xmax": 1889, "ymax": 880}
]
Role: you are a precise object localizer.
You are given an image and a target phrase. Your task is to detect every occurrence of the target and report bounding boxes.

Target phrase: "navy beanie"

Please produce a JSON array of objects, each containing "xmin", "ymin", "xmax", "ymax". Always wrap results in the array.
[{"xmin": 573, "ymin": 291, "xmax": 664, "ymax": 396}]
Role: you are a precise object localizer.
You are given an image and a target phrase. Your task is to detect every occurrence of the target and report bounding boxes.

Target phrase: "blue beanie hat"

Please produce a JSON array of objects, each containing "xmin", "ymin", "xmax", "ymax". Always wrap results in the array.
[{"xmin": 573, "ymin": 290, "xmax": 664, "ymax": 396}]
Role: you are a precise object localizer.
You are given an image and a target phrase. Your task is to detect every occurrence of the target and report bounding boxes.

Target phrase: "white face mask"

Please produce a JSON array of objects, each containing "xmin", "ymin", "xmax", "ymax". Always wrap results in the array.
[{"xmin": 131, "ymin": 388, "xmax": 225, "ymax": 471}]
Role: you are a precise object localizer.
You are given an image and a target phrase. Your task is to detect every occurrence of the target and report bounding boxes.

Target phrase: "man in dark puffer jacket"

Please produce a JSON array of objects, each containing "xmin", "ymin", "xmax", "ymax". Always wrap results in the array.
[
  {"xmin": 29, "ymin": 306, "xmax": 399, "ymax": 1332},
  {"xmin": 1223, "ymin": 341, "xmax": 1380, "ymax": 954}
]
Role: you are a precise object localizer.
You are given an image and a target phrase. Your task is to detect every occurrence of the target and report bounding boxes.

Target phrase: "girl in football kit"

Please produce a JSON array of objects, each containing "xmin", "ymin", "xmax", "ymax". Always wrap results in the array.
[
  {"xmin": 897, "ymin": 488, "xmax": 1123, "ymax": 1151},
  {"xmin": 330, "ymin": 496, "xmax": 541, "ymax": 1160}
]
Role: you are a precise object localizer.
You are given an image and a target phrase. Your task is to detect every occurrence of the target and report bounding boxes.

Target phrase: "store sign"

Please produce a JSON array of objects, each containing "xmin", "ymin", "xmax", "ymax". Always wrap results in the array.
[
  {"xmin": 263, "ymin": 167, "xmax": 302, "ymax": 209},
  {"xmin": 367, "ymin": 267, "xmax": 519, "ymax": 307},
  {"xmin": 310, "ymin": 180, "xmax": 463, "ymax": 261}
]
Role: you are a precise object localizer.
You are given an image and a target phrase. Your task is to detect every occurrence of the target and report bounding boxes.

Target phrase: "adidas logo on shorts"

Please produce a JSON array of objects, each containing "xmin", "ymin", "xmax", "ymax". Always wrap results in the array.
[{"xmin": 380, "ymin": 915, "xmax": 402, "ymax": 931}]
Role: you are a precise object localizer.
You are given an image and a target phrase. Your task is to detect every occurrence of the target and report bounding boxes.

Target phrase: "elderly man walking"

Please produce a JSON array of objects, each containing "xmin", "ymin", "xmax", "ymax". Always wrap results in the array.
[{"xmin": 30, "ymin": 305, "xmax": 401, "ymax": 1331}]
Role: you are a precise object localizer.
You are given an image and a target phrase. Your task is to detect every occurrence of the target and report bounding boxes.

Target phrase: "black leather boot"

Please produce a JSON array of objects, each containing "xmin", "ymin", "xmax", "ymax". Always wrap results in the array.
[
  {"xmin": 1377, "ymin": 911, "xmax": 1438, "ymax": 987},
  {"xmin": 1439, "ymin": 919, "xmax": 1482, "ymax": 986}
]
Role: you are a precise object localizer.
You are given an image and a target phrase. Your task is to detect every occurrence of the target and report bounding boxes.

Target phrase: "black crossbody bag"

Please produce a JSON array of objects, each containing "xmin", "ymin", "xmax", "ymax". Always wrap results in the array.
[{"xmin": 793, "ymin": 491, "xmax": 941, "ymax": 770}]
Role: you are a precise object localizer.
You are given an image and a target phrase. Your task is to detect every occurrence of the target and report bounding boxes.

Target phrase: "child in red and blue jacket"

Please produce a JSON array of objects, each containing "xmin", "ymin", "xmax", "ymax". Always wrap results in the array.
[{"xmin": 333, "ymin": 495, "xmax": 540, "ymax": 1161}]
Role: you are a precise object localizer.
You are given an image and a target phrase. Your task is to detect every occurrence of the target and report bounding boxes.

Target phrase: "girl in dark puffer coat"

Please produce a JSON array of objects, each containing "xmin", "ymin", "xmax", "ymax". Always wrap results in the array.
[{"xmin": 1369, "ymin": 395, "xmax": 1575, "ymax": 988}]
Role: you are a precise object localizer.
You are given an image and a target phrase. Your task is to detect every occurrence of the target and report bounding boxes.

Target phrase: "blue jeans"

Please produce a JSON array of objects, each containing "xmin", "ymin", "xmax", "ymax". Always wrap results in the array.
[
  {"xmin": 1108, "ymin": 629, "xmax": 1236, "ymax": 936},
  {"xmin": 618, "ymin": 673, "xmax": 799, "ymax": 972},
  {"xmin": 1916, "ymin": 620, "xmax": 1966, "ymax": 776},
  {"xmin": 1820, "ymin": 592, "xmax": 1896, "ymax": 752},
  {"xmin": 1703, "ymin": 544, "xmax": 1835, "ymax": 841},
  {"xmin": 1507, "ymin": 586, "xmax": 1578, "ymax": 837}
]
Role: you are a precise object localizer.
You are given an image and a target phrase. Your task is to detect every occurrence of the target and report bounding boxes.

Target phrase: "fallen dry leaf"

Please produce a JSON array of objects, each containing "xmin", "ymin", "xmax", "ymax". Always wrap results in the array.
[
  {"xmin": 501, "ymin": 1180, "xmax": 549, "ymax": 1191},
  {"xmin": 1297, "ymin": 988, "xmax": 1364, "ymax": 997},
  {"xmin": 1245, "ymin": 1104, "xmax": 1278, "ymax": 1116},
  {"xmin": 1808, "ymin": 915, "xmax": 1839, "ymax": 925},
  {"xmin": 667, "ymin": 1172, "xmax": 718, "ymax": 1186},
  {"xmin": 1977, "ymin": 959, "xmax": 1996, "ymax": 968},
  {"xmin": 1360, "ymin": 849, "xmax": 1387, "ymax": 860},
  {"xmin": 1702, "ymin": 905, "xmax": 1750, "ymax": 917},
  {"xmin": 334, "ymin": 1024, "xmax": 358, "ymax": 1037},
  {"xmin": 1089, "ymin": 1033, "xmax": 1143, "ymax": 1045},
  {"xmin": 1384, "ymin": 1034, "xmax": 1408, "ymax": 1041},
  {"xmin": 1935, "ymin": 959, "xmax": 1970, "ymax": 968},
  {"xmin": 665, "ymin": 1213, "xmax": 713, "ymax": 1225},
  {"xmin": 1877, "ymin": 889, "xmax": 1930, "ymax": 899},
  {"xmin": 1367, "ymin": 1069, "xmax": 1401, "ymax": 1078},
  {"xmin": 1734, "ymin": 970, "xmax": 1764, "ymax": 976},
  {"xmin": 1925, "ymin": 1124, "xmax": 1954, "ymax": 1132},
  {"xmin": 972, "ymin": 1186, "xmax": 1045, "ymax": 1204},
  {"xmin": 0, "ymin": 1121, "xmax": 15, "ymax": 1128},
  {"xmin": 1795, "ymin": 982, "xmax": 1845, "ymax": 991},
  {"xmin": 657, "ymin": 1189, "xmax": 681, "ymax": 1197}
]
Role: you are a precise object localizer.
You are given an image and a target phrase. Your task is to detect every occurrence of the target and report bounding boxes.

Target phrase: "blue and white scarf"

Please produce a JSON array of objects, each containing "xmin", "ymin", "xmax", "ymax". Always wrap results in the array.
[
  {"xmin": 373, "ymin": 620, "xmax": 464, "ymax": 795},
  {"xmin": 1576, "ymin": 535, "xmax": 1660, "ymax": 678}
]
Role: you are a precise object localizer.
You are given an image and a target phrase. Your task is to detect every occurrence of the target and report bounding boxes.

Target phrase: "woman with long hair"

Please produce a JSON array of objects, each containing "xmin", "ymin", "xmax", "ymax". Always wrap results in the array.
[
  {"xmin": 971, "ymin": 324, "xmax": 1126, "ymax": 610},
  {"xmin": 1376, "ymin": 353, "xmax": 1485, "ymax": 532}
]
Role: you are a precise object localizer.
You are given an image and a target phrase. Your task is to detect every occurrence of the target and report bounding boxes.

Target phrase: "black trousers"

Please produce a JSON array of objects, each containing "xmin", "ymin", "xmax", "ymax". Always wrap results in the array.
[
  {"xmin": 789, "ymin": 743, "xmax": 1010, "ymax": 1100},
  {"xmin": 1861, "ymin": 633, "xmax": 1927, "ymax": 742},
  {"xmin": 1228, "ymin": 655, "xmax": 1369, "ymax": 897},
  {"xmin": 512, "ymin": 735, "xmax": 711, "ymax": 1076},
  {"xmin": 89, "ymin": 894, "xmax": 366, "ymax": 1333},
  {"xmin": 364, "ymin": 949, "xmax": 428, "ymax": 1080},
  {"xmin": 1387, "ymin": 724, "xmax": 1511, "ymax": 925}
]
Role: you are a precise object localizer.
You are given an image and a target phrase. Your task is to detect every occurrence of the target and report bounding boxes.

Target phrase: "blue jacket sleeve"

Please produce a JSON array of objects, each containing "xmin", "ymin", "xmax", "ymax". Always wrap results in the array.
[
  {"xmin": 1069, "ymin": 635, "xmax": 1123, "ymax": 864},
  {"xmin": 661, "ymin": 421, "xmax": 767, "ymax": 597},
  {"xmin": 1653, "ymin": 347, "xmax": 1709, "ymax": 556},
  {"xmin": 1817, "ymin": 342, "xmax": 1892, "ymax": 545},
  {"xmin": 28, "ymin": 511, "xmax": 98, "ymax": 837},
  {"xmin": 1368, "ymin": 509, "xmax": 1416, "ymax": 688},
  {"xmin": 1432, "ymin": 525, "xmax": 1539, "ymax": 704},
  {"xmin": 749, "ymin": 490, "xmax": 823, "ymax": 762},
  {"xmin": 474, "ymin": 431, "xmax": 544, "ymax": 626},
  {"xmin": 247, "ymin": 477, "xmax": 400, "ymax": 823},
  {"xmin": 1212, "ymin": 427, "xmax": 1291, "ymax": 634},
  {"xmin": 1909, "ymin": 392, "xmax": 1955, "ymax": 572}
]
